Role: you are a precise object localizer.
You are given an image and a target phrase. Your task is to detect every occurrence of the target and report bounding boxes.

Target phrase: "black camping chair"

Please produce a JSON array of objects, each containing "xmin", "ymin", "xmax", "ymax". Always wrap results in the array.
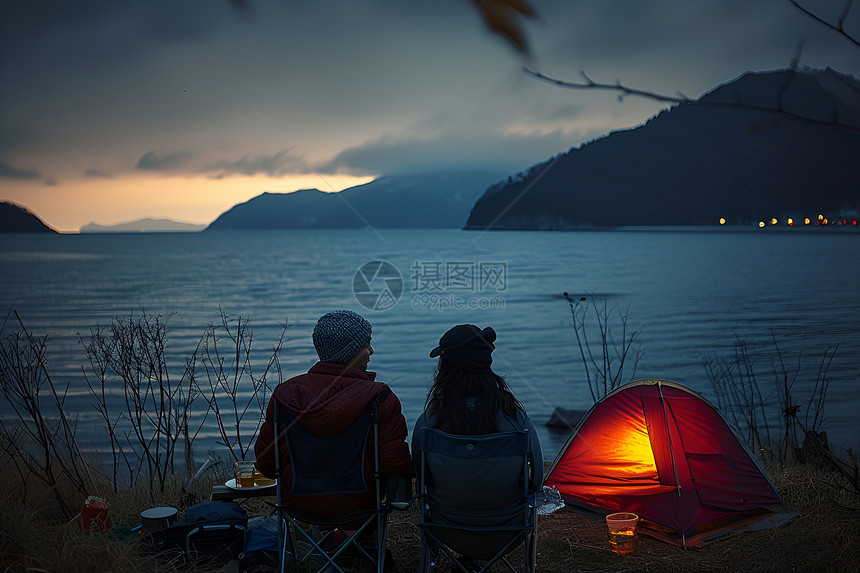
[
  {"xmin": 415, "ymin": 427, "xmax": 537, "ymax": 573},
  {"xmin": 271, "ymin": 397, "xmax": 392, "ymax": 573}
]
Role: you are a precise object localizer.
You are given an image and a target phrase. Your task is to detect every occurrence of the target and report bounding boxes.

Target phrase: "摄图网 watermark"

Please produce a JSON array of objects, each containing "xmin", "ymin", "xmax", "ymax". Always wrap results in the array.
[{"xmin": 352, "ymin": 259, "xmax": 507, "ymax": 311}]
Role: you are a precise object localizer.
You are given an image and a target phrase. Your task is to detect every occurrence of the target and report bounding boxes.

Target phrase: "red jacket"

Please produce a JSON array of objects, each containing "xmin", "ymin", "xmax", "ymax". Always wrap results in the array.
[{"xmin": 254, "ymin": 362, "xmax": 413, "ymax": 516}]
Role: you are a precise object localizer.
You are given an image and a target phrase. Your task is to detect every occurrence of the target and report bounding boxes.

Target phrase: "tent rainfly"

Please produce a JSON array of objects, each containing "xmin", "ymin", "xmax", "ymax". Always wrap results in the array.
[{"xmin": 545, "ymin": 379, "xmax": 797, "ymax": 547}]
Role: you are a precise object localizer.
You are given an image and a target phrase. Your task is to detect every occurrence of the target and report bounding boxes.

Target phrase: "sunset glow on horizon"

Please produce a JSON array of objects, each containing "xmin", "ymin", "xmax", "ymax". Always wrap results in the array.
[{"xmin": 3, "ymin": 173, "xmax": 375, "ymax": 233}]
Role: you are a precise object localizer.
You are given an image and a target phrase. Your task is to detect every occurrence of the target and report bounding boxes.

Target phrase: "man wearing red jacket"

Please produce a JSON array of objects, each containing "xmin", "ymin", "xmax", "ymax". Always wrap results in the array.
[{"xmin": 255, "ymin": 309, "xmax": 413, "ymax": 517}]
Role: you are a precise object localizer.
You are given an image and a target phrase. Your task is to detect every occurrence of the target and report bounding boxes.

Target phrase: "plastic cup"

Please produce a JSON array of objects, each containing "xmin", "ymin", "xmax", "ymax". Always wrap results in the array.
[
  {"xmin": 234, "ymin": 460, "xmax": 257, "ymax": 487},
  {"xmin": 80, "ymin": 496, "xmax": 112, "ymax": 531},
  {"xmin": 606, "ymin": 512, "xmax": 638, "ymax": 554}
]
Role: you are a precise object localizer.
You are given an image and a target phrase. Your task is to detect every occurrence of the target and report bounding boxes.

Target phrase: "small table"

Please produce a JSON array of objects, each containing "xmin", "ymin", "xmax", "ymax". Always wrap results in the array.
[
  {"xmin": 210, "ymin": 477, "xmax": 413, "ymax": 504},
  {"xmin": 211, "ymin": 482, "xmax": 277, "ymax": 502}
]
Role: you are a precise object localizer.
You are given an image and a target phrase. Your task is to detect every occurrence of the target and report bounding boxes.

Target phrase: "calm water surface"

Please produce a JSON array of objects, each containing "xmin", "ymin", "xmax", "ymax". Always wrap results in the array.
[{"xmin": 2, "ymin": 229, "xmax": 858, "ymax": 460}]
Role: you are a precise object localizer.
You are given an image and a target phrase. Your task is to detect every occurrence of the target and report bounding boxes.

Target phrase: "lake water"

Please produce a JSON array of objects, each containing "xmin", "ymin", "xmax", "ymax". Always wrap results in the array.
[{"xmin": 1, "ymin": 228, "xmax": 859, "ymax": 462}]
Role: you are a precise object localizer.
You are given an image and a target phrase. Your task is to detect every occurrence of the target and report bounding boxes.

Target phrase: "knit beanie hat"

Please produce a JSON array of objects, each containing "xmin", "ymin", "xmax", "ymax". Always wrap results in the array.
[
  {"xmin": 313, "ymin": 310, "xmax": 372, "ymax": 364},
  {"xmin": 429, "ymin": 324, "xmax": 496, "ymax": 372}
]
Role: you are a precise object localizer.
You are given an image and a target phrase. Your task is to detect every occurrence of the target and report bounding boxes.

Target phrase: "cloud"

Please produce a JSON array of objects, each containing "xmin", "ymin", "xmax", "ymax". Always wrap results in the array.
[
  {"xmin": 542, "ymin": 104, "xmax": 586, "ymax": 122},
  {"xmin": 201, "ymin": 150, "xmax": 307, "ymax": 177},
  {"xmin": 135, "ymin": 150, "xmax": 194, "ymax": 171},
  {"xmin": 134, "ymin": 148, "xmax": 310, "ymax": 178},
  {"xmin": 320, "ymin": 129, "xmax": 577, "ymax": 176},
  {"xmin": 44, "ymin": 175, "xmax": 58, "ymax": 186},
  {"xmin": 0, "ymin": 161, "xmax": 41, "ymax": 179},
  {"xmin": 0, "ymin": 124, "xmax": 42, "ymax": 178},
  {"xmin": 84, "ymin": 168, "xmax": 112, "ymax": 178},
  {"xmin": 3, "ymin": 0, "xmax": 858, "ymax": 203},
  {"xmin": 0, "ymin": 1, "xmax": 228, "ymax": 72}
]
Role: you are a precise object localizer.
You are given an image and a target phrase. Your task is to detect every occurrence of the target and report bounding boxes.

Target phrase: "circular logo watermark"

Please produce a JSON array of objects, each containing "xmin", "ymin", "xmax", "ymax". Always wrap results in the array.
[{"xmin": 352, "ymin": 260, "xmax": 403, "ymax": 311}]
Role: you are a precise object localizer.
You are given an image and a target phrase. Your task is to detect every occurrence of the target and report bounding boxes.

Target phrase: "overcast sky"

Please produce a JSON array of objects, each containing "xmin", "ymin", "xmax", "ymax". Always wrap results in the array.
[{"xmin": 2, "ymin": 0, "xmax": 858, "ymax": 231}]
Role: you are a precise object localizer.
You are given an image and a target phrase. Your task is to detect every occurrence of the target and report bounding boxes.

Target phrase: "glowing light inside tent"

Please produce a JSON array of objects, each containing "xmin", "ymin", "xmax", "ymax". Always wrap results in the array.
[
  {"xmin": 612, "ymin": 425, "xmax": 659, "ymax": 475},
  {"xmin": 771, "ymin": 218, "xmax": 778, "ymax": 225},
  {"xmin": 719, "ymin": 218, "xmax": 726, "ymax": 225},
  {"xmin": 819, "ymin": 214, "xmax": 824, "ymax": 220},
  {"xmin": 787, "ymin": 218, "xmax": 794, "ymax": 226},
  {"xmin": 759, "ymin": 221, "xmax": 765, "ymax": 228},
  {"xmin": 580, "ymin": 409, "xmax": 661, "ymax": 492},
  {"xmin": 804, "ymin": 218, "xmax": 811, "ymax": 225}
]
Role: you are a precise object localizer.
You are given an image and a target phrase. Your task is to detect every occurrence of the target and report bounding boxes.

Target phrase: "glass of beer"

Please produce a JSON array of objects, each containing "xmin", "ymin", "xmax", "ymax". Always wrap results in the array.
[
  {"xmin": 234, "ymin": 461, "xmax": 256, "ymax": 488},
  {"xmin": 252, "ymin": 469, "xmax": 276, "ymax": 487},
  {"xmin": 606, "ymin": 512, "xmax": 639, "ymax": 554}
]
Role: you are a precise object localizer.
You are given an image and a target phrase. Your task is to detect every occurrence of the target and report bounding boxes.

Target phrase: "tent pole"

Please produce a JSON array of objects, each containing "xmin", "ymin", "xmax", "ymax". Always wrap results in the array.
[{"xmin": 658, "ymin": 381, "xmax": 682, "ymax": 496}]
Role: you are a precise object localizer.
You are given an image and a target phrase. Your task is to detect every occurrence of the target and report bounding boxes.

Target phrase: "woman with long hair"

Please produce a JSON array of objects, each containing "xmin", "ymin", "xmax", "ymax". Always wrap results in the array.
[
  {"xmin": 413, "ymin": 324, "xmax": 543, "ymax": 460},
  {"xmin": 414, "ymin": 323, "xmax": 543, "ymax": 479},
  {"xmin": 412, "ymin": 324, "xmax": 544, "ymax": 570}
]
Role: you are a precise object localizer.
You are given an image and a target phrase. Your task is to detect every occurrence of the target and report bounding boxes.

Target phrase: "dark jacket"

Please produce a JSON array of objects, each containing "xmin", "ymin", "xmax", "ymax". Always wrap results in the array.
[{"xmin": 254, "ymin": 362, "xmax": 413, "ymax": 516}]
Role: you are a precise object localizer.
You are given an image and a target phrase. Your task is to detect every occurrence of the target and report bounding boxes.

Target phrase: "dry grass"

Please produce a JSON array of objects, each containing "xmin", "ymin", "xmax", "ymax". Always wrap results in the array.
[
  {"xmin": 521, "ymin": 464, "xmax": 860, "ymax": 573},
  {"xmin": 1, "ymin": 463, "xmax": 858, "ymax": 573},
  {"xmin": 0, "ymin": 467, "xmax": 230, "ymax": 573}
]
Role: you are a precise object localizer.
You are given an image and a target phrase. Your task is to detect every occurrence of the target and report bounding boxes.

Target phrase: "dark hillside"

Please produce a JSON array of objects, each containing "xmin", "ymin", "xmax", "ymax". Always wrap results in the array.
[
  {"xmin": 0, "ymin": 201, "xmax": 56, "ymax": 233},
  {"xmin": 207, "ymin": 171, "xmax": 506, "ymax": 230},
  {"xmin": 466, "ymin": 69, "xmax": 860, "ymax": 230}
]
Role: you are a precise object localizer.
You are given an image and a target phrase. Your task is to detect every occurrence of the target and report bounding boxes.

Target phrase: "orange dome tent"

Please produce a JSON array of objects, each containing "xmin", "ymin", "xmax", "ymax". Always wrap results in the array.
[{"xmin": 545, "ymin": 379, "xmax": 797, "ymax": 547}]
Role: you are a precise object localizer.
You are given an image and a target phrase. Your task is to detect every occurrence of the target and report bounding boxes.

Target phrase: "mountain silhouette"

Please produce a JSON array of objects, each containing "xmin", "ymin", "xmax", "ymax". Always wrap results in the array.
[
  {"xmin": 81, "ymin": 217, "xmax": 206, "ymax": 233},
  {"xmin": 0, "ymin": 201, "xmax": 56, "ymax": 233},
  {"xmin": 206, "ymin": 171, "xmax": 506, "ymax": 230},
  {"xmin": 466, "ymin": 68, "xmax": 860, "ymax": 230}
]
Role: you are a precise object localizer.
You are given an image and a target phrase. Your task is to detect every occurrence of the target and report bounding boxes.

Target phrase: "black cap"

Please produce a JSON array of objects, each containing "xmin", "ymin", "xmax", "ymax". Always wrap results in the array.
[{"xmin": 429, "ymin": 324, "xmax": 496, "ymax": 372}]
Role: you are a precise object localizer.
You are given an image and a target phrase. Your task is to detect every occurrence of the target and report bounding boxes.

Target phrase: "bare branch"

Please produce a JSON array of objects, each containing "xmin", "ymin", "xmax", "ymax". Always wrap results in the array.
[
  {"xmin": 525, "ymin": 65, "xmax": 860, "ymax": 132},
  {"xmin": 525, "ymin": 67, "xmax": 690, "ymax": 104},
  {"xmin": 790, "ymin": 0, "xmax": 860, "ymax": 48},
  {"xmin": 564, "ymin": 294, "xmax": 641, "ymax": 402}
]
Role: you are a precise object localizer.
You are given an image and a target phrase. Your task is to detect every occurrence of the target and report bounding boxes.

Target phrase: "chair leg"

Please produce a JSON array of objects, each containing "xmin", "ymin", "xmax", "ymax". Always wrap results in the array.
[
  {"xmin": 527, "ymin": 529, "xmax": 537, "ymax": 573},
  {"xmin": 377, "ymin": 513, "xmax": 386, "ymax": 573},
  {"xmin": 418, "ymin": 532, "xmax": 434, "ymax": 573},
  {"xmin": 280, "ymin": 518, "xmax": 294, "ymax": 573},
  {"xmin": 278, "ymin": 521, "xmax": 286, "ymax": 573}
]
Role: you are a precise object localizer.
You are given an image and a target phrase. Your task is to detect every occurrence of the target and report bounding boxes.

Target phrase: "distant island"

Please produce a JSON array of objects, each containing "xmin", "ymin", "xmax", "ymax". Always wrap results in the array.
[
  {"xmin": 81, "ymin": 218, "xmax": 206, "ymax": 233},
  {"xmin": 0, "ymin": 201, "xmax": 56, "ymax": 233},
  {"xmin": 466, "ymin": 68, "xmax": 860, "ymax": 230},
  {"xmin": 206, "ymin": 171, "xmax": 507, "ymax": 230}
]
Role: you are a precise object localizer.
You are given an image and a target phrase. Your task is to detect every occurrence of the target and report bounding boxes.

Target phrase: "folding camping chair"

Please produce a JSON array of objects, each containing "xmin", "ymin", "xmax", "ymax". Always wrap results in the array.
[
  {"xmin": 415, "ymin": 427, "xmax": 537, "ymax": 573},
  {"xmin": 271, "ymin": 397, "xmax": 391, "ymax": 573}
]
